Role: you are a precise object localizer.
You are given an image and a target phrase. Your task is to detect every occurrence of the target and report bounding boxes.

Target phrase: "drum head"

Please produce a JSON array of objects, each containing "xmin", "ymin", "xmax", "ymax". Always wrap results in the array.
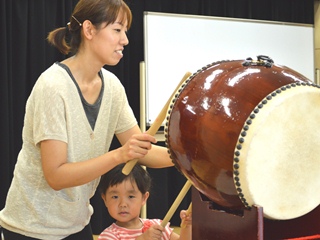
[{"xmin": 234, "ymin": 83, "xmax": 320, "ymax": 219}]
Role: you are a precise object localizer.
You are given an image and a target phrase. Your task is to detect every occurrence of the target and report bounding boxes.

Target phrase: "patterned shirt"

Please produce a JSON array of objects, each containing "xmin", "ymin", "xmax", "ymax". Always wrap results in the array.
[{"xmin": 98, "ymin": 218, "xmax": 173, "ymax": 240}]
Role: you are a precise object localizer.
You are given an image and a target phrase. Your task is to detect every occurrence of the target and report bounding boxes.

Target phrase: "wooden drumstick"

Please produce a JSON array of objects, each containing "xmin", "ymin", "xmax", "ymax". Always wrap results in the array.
[
  {"xmin": 161, "ymin": 180, "xmax": 192, "ymax": 227},
  {"xmin": 180, "ymin": 202, "xmax": 192, "ymax": 228},
  {"xmin": 122, "ymin": 71, "xmax": 192, "ymax": 175}
]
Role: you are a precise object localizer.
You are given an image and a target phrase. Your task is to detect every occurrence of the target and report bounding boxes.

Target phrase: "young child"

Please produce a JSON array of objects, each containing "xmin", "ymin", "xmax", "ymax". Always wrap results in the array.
[{"xmin": 98, "ymin": 163, "xmax": 192, "ymax": 240}]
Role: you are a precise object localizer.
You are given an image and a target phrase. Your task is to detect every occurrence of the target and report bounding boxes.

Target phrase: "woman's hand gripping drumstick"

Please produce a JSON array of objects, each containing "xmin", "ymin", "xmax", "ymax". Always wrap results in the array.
[{"xmin": 122, "ymin": 71, "xmax": 192, "ymax": 175}]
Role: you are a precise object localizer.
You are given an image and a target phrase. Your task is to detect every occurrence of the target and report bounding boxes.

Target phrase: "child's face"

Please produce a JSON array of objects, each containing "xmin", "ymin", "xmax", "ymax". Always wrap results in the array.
[{"xmin": 101, "ymin": 179, "xmax": 149, "ymax": 228}]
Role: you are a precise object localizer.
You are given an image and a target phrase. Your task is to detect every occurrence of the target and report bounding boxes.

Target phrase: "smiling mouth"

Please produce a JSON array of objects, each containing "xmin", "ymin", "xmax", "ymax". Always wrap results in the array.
[{"xmin": 116, "ymin": 50, "xmax": 123, "ymax": 54}]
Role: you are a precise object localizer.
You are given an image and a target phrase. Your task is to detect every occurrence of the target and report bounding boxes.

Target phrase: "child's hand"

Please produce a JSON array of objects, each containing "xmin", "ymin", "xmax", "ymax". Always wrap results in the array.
[
  {"xmin": 141, "ymin": 224, "xmax": 164, "ymax": 240},
  {"xmin": 180, "ymin": 209, "xmax": 192, "ymax": 228}
]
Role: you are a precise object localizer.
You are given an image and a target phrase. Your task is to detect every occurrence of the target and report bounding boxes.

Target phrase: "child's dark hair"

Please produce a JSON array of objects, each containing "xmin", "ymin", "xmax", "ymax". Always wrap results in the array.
[{"xmin": 98, "ymin": 163, "xmax": 152, "ymax": 195}]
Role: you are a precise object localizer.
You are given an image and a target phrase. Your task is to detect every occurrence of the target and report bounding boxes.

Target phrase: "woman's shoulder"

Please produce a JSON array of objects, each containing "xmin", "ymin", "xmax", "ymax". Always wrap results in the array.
[
  {"xmin": 100, "ymin": 68, "xmax": 126, "ymax": 95},
  {"xmin": 36, "ymin": 62, "xmax": 64, "ymax": 80},
  {"xmin": 41, "ymin": 62, "xmax": 67, "ymax": 76},
  {"xmin": 100, "ymin": 68, "xmax": 122, "ymax": 85},
  {"xmin": 30, "ymin": 63, "xmax": 76, "ymax": 98},
  {"xmin": 36, "ymin": 63, "xmax": 74, "ymax": 87},
  {"xmin": 100, "ymin": 67, "xmax": 116, "ymax": 77}
]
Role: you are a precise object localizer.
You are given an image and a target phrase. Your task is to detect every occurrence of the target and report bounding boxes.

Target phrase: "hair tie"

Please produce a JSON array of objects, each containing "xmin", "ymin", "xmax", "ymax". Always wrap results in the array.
[
  {"xmin": 65, "ymin": 22, "xmax": 72, "ymax": 43},
  {"xmin": 66, "ymin": 22, "xmax": 71, "ymax": 31}
]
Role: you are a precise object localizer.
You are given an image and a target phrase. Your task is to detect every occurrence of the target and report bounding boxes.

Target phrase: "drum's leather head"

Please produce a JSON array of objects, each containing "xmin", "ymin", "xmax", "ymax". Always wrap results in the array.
[{"xmin": 235, "ymin": 84, "xmax": 320, "ymax": 220}]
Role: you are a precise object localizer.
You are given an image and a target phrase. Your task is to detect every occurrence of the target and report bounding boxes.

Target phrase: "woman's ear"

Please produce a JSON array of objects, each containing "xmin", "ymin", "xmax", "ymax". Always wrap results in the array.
[{"xmin": 82, "ymin": 20, "xmax": 95, "ymax": 39}]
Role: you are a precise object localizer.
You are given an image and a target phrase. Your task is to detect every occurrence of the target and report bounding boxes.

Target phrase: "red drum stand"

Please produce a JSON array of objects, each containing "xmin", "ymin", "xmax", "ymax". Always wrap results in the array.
[{"xmin": 192, "ymin": 187, "xmax": 320, "ymax": 240}]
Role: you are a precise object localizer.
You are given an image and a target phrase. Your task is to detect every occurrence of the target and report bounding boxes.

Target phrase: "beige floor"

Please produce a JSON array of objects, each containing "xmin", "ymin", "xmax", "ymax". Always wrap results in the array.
[{"xmin": 93, "ymin": 226, "xmax": 181, "ymax": 239}]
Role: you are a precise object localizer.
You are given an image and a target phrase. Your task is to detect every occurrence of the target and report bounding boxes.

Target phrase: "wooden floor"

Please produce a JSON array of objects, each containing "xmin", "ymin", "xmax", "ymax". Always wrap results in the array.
[{"xmin": 93, "ymin": 226, "xmax": 181, "ymax": 239}]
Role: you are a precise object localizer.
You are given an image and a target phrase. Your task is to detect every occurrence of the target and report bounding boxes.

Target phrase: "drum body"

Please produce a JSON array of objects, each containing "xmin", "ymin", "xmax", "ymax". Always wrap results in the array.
[{"xmin": 165, "ymin": 58, "xmax": 320, "ymax": 220}]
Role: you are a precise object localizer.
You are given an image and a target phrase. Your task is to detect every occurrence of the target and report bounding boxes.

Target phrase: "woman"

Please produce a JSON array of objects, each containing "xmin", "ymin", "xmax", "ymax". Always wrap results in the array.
[{"xmin": 0, "ymin": 0, "xmax": 174, "ymax": 239}]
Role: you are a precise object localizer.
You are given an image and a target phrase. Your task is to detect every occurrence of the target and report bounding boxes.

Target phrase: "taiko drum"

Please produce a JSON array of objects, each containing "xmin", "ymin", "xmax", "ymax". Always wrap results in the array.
[{"xmin": 165, "ymin": 56, "xmax": 320, "ymax": 220}]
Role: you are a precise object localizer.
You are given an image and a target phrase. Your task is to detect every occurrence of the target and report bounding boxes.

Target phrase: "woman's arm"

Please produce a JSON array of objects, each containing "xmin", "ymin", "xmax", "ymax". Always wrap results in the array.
[
  {"xmin": 41, "ymin": 139, "xmax": 122, "ymax": 190},
  {"xmin": 41, "ymin": 125, "xmax": 169, "ymax": 190}
]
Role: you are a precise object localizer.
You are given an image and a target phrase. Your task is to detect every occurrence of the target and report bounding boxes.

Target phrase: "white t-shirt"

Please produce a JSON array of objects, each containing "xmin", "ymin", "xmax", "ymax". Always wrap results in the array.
[{"xmin": 0, "ymin": 63, "xmax": 137, "ymax": 239}]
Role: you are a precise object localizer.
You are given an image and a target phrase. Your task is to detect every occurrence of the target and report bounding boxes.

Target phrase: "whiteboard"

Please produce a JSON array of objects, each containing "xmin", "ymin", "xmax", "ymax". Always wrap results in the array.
[{"xmin": 144, "ymin": 12, "xmax": 315, "ymax": 126}]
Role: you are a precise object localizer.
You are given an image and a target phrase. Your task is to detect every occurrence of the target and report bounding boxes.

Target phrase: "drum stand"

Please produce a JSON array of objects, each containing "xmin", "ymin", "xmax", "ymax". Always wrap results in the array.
[{"xmin": 192, "ymin": 187, "xmax": 320, "ymax": 240}]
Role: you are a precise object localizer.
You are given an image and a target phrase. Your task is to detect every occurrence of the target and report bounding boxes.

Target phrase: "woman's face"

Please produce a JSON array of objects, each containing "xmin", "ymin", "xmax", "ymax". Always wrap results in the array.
[
  {"xmin": 89, "ymin": 14, "xmax": 129, "ymax": 66},
  {"xmin": 101, "ymin": 179, "xmax": 149, "ymax": 228}
]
